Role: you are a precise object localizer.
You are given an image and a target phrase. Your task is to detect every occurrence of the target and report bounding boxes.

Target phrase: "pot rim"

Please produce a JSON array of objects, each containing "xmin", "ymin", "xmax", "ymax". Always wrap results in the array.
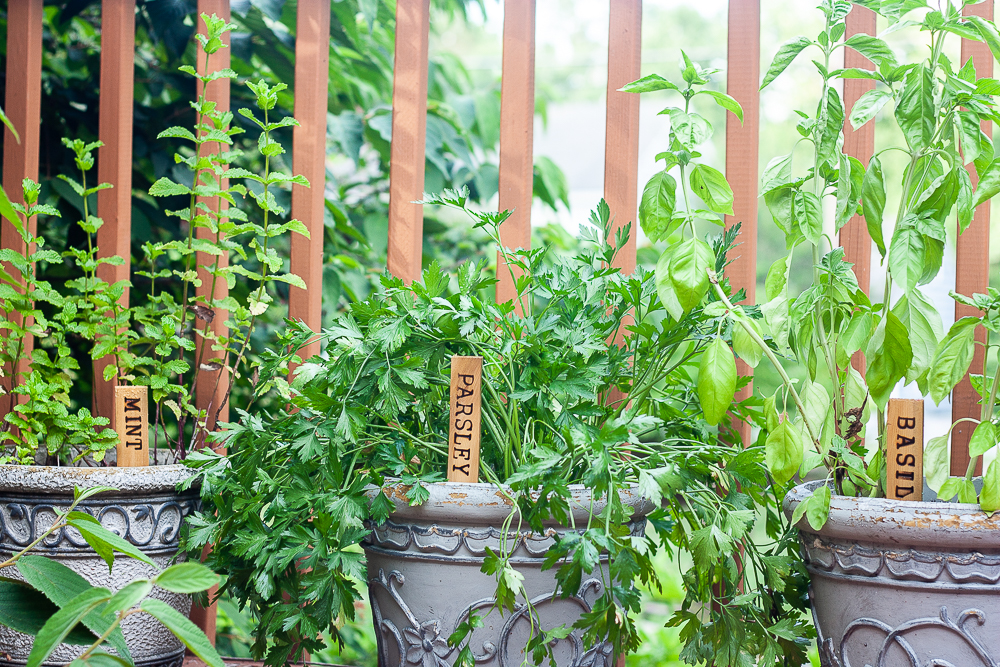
[
  {"xmin": 372, "ymin": 479, "xmax": 654, "ymax": 526},
  {"xmin": 784, "ymin": 480, "xmax": 1000, "ymax": 550},
  {"xmin": 0, "ymin": 464, "xmax": 197, "ymax": 496}
]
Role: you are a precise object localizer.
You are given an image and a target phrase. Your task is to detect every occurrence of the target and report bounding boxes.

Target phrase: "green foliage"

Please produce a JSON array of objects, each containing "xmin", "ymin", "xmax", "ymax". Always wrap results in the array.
[
  {"xmin": 0, "ymin": 0, "xmax": 567, "ymax": 454},
  {"xmin": 130, "ymin": 14, "xmax": 311, "ymax": 454},
  {"xmin": 0, "ymin": 485, "xmax": 220, "ymax": 667},
  {"xmin": 0, "ymin": 144, "xmax": 120, "ymax": 463},
  {"xmin": 745, "ymin": 0, "xmax": 1000, "ymax": 519},
  {"xmin": 184, "ymin": 192, "xmax": 800, "ymax": 665}
]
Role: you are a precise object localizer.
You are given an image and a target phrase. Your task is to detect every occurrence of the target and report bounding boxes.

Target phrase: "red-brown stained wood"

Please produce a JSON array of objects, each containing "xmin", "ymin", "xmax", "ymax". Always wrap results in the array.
[
  {"xmin": 1, "ymin": 0, "xmax": 43, "ymax": 417},
  {"xmin": 114, "ymin": 385, "xmax": 149, "ymax": 467},
  {"xmin": 93, "ymin": 0, "xmax": 137, "ymax": 422},
  {"xmin": 194, "ymin": 1, "xmax": 232, "ymax": 436},
  {"xmin": 841, "ymin": 5, "xmax": 876, "ymax": 375},
  {"xmin": 840, "ymin": 6, "xmax": 876, "ymax": 296},
  {"xmin": 496, "ymin": 0, "xmax": 536, "ymax": 306},
  {"xmin": 387, "ymin": 0, "xmax": 431, "ymax": 285},
  {"xmin": 724, "ymin": 0, "xmax": 759, "ymax": 446},
  {"xmin": 952, "ymin": 0, "xmax": 994, "ymax": 477},
  {"xmin": 188, "ymin": 0, "xmax": 231, "ymax": 643},
  {"xmin": 289, "ymin": 0, "xmax": 331, "ymax": 361},
  {"xmin": 604, "ymin": 0, "xmax": 641, "ymax": 279},
  {"xmin": 603, "ymin": 0, "xmax": 641, "ymax": 420}
]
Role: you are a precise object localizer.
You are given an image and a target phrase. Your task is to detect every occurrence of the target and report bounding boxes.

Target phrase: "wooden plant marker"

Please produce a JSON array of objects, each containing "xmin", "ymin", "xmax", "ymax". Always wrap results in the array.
[
  {"xmin": 886, "ymin": 398, "xmax": 923, "ymax": 501},
  {"xmin": 115, "ymin": 386, "xmax": 149, "ymax": 467},
  {"xmin": 447, "ymin": 356, "xmax": 483, "ymax": 483}
]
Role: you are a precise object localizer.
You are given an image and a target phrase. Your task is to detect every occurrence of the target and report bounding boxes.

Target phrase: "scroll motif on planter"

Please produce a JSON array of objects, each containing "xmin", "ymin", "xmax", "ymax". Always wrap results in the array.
[
  {"xmin": 368, "ymin": 569, "xmax": 614, "ymax": 667},
  {"xmin": 365, "ymin": 519, "xmax": 647, "ymax": 562},
  {"xmin": 0, "ymin": 494, "xmax": 199, "ymax": 556},
  {"xmin": 817, "ymin": 606, "xmax": 997, "ymax": 667},
  {"xmin": 800, "ymin": 534, "xmax": 1000, "ymax": 586}
]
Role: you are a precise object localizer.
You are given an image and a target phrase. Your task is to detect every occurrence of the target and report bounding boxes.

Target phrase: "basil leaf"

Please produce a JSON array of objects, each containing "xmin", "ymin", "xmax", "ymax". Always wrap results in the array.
[
  {"xmin": 698, "ymin": 337, "xmax": 737, "ymax": 426},
  {"xmin": 761, "ymin": 37, "xmax": 813, "ymax": 89},
  {"xmin": 765, "ymin": 419, "xmax": 803, "ymax": 487},
  {"xmin": 924, "ymin": 434, "xmax": 950, "ymax": 494},
  {"xmin": 927, "ymin": 317, "xmax": 979, "ymax": 405}
]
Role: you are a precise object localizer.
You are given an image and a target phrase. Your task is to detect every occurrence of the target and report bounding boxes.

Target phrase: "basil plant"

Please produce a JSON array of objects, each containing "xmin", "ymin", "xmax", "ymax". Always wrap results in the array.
[{"xmin": 659, "ymin": 0, "xmax": 1000, "ymax": 524}]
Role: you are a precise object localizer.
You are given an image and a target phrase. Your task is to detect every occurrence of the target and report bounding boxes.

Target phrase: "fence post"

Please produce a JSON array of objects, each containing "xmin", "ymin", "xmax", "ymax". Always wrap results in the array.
[
  {"xmin": 288, "ymin": 0, "xmax": 331, "ymax": 360},
  {"xmin": 840, "ymin": 5, "xmax": 877, "ymax": 374},
  {"xmin": 193, "ymin": 0, "xmax": 232, "ymax": 438},
  {"xmin": 1, "ymin": 0, "xmax": 44, "ymax": 417},
  {"xmin": 387, "ymin": 0, "xmax": 431, "ymax": 285},
  {"xmin": 952, "ymin": 0, "xmax": 994, "ymax": 477},
  {"xmin": 604, "ymin": 0, "xmax": 641, "ymax": 279},
  {"xmin": 185, "ymin": 3, "xmax": 229, "ymax": 644},
  {"xmin": 724, "ymin": 0, "xmax": 760, "ymax": 446},
  {"xmin": 496, "ymin": 0, "xmax": 536, "ymax": 306},
  {"xmin": 94, "ymin": 0, "xmax": 136, "ymax": 422}
]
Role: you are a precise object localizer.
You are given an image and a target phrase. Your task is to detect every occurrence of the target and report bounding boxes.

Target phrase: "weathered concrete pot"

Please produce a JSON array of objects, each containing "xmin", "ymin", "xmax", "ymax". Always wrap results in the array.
[
  {"xmin": 0, "ymin": 465, "xmax": 199, "ymax": 667},
  {"xmin": 362, "ymin": 482, "xmax": 651, "ymax": 667},
  {"xmin": 785, "ymin": 480, "xmax": 1000, "ymax": 667}
]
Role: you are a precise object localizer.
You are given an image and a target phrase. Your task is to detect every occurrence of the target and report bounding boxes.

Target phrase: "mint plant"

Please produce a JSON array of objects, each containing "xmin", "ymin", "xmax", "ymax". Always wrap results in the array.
[
  {"xmin": 133, "ymin": 13, "xmax": 309, "ymax": 455},
  {"xmin": 0, "ymin": 14, "xmax": 308, "ymax": 464},
  {"xmin": 0, "ymin": 142, "xmax": 121, "ymax": 464}
]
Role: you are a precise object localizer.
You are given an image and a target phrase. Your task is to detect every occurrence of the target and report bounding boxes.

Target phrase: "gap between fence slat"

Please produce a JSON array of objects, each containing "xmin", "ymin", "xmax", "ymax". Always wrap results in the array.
[
  {"xmin": 724, "ymin": 0, "xmax": 760, "ymax": 446},
  {"xmin": 0, "ymin": 0, "xmax": 44, "ymax": 420},
  {"xmin": 387, "ymin": 0, "xmax": 431, "ymax": 285},
  {"xmin": 840, "ymin": 5, "xmax": 876, "ymax": 375},
  {"xmin": 496, "ymin": 0, "xmax": 536, "ymax": 306},
  {"xmin": 952, "ymin": 0, "xmax": 994, "ymax": 477},
  {"xmin": 94, "ymin": 0, "xmax": 137, "ymax": 423},
  {"xmin": 288, "ymin": 0, "xmax": 331, "ymax": 361}
]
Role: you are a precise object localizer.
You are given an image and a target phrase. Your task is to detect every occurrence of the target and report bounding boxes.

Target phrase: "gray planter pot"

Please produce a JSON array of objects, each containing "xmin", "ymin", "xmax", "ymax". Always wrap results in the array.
[
  {"xmin": 362, "ymin": 482, "xmax": 651, "ymax": 667},
  {"xmin": 0, "ymin": 465, "xmax": 199, "ymax": 667},
  {"xmin": 785, "ymin": 480, "xmax": 1000, "ymax": 667}
]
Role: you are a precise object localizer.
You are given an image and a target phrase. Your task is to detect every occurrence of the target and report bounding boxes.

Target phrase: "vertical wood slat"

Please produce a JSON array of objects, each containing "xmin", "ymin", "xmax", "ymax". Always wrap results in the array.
[
  {"xmin": 187, "ymin": 2, "xmax": 229, "ymax": 643},
  {"xmin": 952, "ymin": 0, "xmax": 994, "ymax": 477},
  {"xmin": 0, "ymin": 0, "xmax": 44, "ymax": 418},
  {"xmin": 288, "ymin": 0, "xmax": 331, "ymax": 360},
  {"xmin": 496, "ymin": 0, "xmax": 536, "ymax": 306},
  {"xmin": 94, "ymin": 0, "xmax": 136, "ymax": 422},
  {"xmin": 386, "ymin": 0, "xmax": 431, "ymax": 285},
  {"xmin": 603, "ymin": 0, "xmax": 642, "ymax": 278},
  {"xmin": 840, "ymin": 5, "xmax": 877, "ymax": 375},
  {"xmin": 724, "ymin": 0, "xmax": 760, "ymax": 446},
  {"xmin": 193, "ymin": 1, "xmax": 231, "ymax": 437}
]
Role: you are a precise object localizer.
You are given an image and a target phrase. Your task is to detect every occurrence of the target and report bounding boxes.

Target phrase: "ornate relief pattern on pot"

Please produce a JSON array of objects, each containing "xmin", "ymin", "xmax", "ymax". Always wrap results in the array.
[
  {"xmin": 368, "ymin": 569, "xmax": 614, "ymax": 667},
  {"xmin": 800, "ymin": 534, "xmax": 1000, "ymax": 587},
  {"xmin": 817, "ymin": 606, "xmax": 997, "ymax": 667},
  {"xmin": 364, "ymin": 519, "xmax": 647, "ymax": 563},
  {"xmin": 0, "ymin": 494, "xmax": 199, "ymax": 556}
]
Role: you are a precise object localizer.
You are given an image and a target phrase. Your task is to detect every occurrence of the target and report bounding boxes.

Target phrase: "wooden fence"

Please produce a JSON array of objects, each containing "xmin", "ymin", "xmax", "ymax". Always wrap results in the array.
[{"xmin": 1, "ymin": 0, "xmax": 995, "ymax": 648}]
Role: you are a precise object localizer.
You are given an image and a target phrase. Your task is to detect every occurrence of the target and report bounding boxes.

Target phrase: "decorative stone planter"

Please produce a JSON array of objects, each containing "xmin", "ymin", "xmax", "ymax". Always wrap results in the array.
[
  {"xmin": 362, "ymin": 482, "xmax": 651, "ymax": 667},
  {"xmin": 0, "ymin": 465, "xmax": 199, "ymax": 667},
  {"xmin": 785, "ymin": 480, "xmax": 1000, "ymax": 667}
]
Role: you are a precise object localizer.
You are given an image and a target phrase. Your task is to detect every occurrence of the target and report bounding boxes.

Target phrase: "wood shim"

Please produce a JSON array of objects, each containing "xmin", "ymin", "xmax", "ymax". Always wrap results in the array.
[
  {"xmin": 115, "ymin": 385, "xmax": 149, "ymax": 467},
  {"xmin": 886, "ymin": 398, "xmax": 923, "ymax": 501},
  {"xmin": 447, "ymin": 355, "xmax": 483, "ymax": 483}
]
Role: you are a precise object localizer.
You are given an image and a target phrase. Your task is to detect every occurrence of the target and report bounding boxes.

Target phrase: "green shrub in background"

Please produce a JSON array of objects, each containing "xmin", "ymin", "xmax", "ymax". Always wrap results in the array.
[{"xmin": 0, "ymin": 0, "xmax": 568, "ymax": 422}]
